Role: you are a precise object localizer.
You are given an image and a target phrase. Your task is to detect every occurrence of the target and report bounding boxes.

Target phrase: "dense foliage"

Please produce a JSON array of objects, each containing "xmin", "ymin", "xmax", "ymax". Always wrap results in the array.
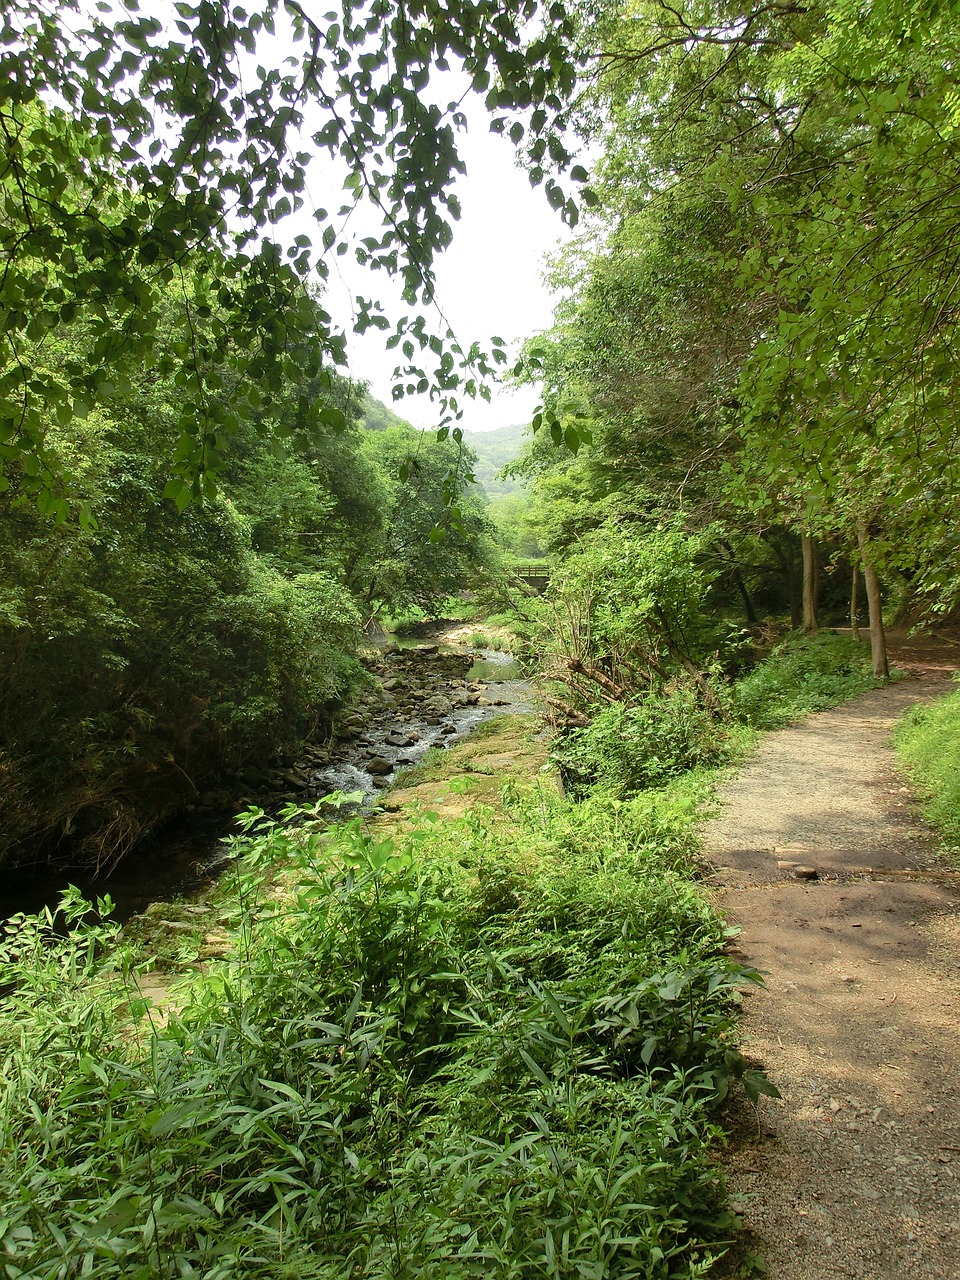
[
  {"xmin": 1, "ymin": 0, "xmax": 591, "ymax": 505},
  {"xmin": 894, "ymin": 680, "xmax": 960, "ymax": 857},
  {"xmin": 495, "ymin": 508, "xmax": 877, "ymax": 799},
  {"xmin": 12, "ymin": 0, "xmax": 954, "ymax": 871},
  {"xmin": 555, "ymin": 694, "xmax": 728, "ymax": 799},
  {"xmin": 538, "ymin": 525, "xmax": 877, "ymax": 797},
  {"xmin": 0, "ymin": 349, "xmax": 493, "ymax": 871},
  {"xmin": 0, "ymin": 0, "xmax": 588, "ymax": 871},
  {"xmin": 357, "ymin": 425, "xmax": 493, "ymax": 613},
  {"xmin": 514, "ymin": 0, "xmax": 960, "ymax": 660},
  {"xmin": 0, "ymin": 776, "xmax": 763, "ymax": 1278},
  {"xmin": 732, "ymin": 634, "xmax": 879, "ymax": 731}
]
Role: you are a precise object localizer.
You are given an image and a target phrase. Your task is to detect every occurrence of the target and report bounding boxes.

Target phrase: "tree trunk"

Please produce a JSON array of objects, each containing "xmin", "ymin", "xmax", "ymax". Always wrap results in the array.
[
  {"xmin": 677, "ymin": 655, "xmax": 729, "ymax": 720},
  {"xmin": 544, "ymin": 696, "xmax": 590, "ymax": 728},
  {"xmin": 565, "ymin": 658, "xmax": 630, "ymax": 701},
  {"xmin": 733, "ymin": 569, "xmax": 759, "ymax": 626},
  {"xmin": 850, "ymin": 562, "xmax": 861, "ymax": 642},
  {"xmin": 856, "ymin": 520, "xmax": 889, "ymax": 679},
  {"xmin": 763, "ymin": 532, "xmax": 801, "ymax": 627},
  {"xmin": 801, "ymin": 533, "xmax": 819, "ymax": 633}
]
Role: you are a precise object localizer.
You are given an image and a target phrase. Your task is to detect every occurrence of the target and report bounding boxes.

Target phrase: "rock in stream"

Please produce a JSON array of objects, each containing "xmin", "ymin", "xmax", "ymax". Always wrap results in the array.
[{"xmin": 306, "ymin": 642, "xmax": 532, "ymax": 807}]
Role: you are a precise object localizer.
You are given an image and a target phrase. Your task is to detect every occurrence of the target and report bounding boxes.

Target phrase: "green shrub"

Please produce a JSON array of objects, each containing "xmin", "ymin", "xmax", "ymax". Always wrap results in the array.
[
  {"xmin": 0, "ymin": 788, "xmax": 763, "ymax": 1279},
  {"xmin": 894, "ymin": 679, "xmax": 960, "ymax": 856},
  {"xmin": 732, "ymin": 632, "xmax": 876, "ymax": 729},
  {"xmin": 552, "ymin": 689, "xmax": 731, "ymax": 799},
  {"xmin": 466, "ymin": 628, "xmax": 515, "ymax": 652}
]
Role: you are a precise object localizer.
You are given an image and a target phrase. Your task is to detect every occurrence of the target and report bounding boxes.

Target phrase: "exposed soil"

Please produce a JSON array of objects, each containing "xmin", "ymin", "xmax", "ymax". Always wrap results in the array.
[{"xmin": 703, "ymin": 631, "xmax": 960, "ymax": 1279}]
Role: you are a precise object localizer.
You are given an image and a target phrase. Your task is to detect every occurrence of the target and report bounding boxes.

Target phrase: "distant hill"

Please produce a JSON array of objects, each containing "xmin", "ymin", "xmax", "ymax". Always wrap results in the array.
[
  {"xmin": 360, "ymin": 395, "xmax": 415, "ymax": 432},
  {"xmin": 461, "ymin": 422, "xmax": 531, "ymax": 497},
  {"xmin": 360, "ymin": 398, "xmax": 531, "ymax": 498}
]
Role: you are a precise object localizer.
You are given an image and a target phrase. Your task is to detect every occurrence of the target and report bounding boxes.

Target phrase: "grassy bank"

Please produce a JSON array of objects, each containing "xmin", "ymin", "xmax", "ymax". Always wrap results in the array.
[
  {"xmin": 894, "ymin": 677, "xmax": 960, "ymax": 860},
  {"xmin": 1, "ymin": 720, "xmax": 762, "ymax": 1279},
  {"xmin": 551, "ymin": 632, "xmax": 879, "ymax": 801}
]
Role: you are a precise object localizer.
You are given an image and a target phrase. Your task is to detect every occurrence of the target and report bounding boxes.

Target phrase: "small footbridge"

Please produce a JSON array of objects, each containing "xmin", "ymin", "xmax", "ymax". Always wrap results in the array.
[{"xmin": 510, "ymin": 562, "xmax": 551, "ymax": 594}]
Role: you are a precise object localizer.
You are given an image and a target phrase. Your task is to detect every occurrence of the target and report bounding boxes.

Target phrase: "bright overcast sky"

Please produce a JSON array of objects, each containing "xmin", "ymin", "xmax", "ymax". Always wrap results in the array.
[{"xmin": 320, "ymin": 89, "xmax": 575, "ymax": 434}]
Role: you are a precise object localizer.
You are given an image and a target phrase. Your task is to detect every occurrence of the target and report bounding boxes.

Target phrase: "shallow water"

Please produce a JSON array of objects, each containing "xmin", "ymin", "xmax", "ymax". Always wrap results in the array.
[
  {"xmin": 467, "ymin": 651, "xmax": 523, "ymax": 682},
  {"xmin": 310, "ymin": 649, "xmax": 532, "ymax": 807}
]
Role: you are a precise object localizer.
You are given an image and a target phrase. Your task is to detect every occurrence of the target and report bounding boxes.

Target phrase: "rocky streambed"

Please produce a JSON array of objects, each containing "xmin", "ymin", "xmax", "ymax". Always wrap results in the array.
[
  {"xmin": 306, "ymin": 642, "xmax": 532, "ymax": 805},
  {"xmin": 215, "ymin": 639, "xmax": 533, "ymax": 811},
  {"xmin": 3, "ymin": 637, "xmax": 534, "ymax": 921}
]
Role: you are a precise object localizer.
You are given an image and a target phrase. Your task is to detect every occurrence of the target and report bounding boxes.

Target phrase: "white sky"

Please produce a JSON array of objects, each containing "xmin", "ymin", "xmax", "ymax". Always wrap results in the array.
[{"xmin": 319, "ymin": 92, "xmax": 574, "ymax": 434}]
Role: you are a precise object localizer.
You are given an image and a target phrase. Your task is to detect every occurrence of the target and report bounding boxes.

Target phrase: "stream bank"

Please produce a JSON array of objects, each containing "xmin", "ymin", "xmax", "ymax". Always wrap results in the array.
[
  {"xmin": 125, "ymin": 708, "xmax": 552, "ymax": 982},
  {"xmin": 0, "ymin": 627, "xmax": 535, "ymax": 922},
  {"xmin": 307, "ymin": 639, "xmax": 532, "ymax": 808}
]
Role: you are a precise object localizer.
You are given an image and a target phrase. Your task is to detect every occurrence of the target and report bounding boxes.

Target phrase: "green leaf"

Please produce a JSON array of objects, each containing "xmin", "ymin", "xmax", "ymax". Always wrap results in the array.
[
  {"xmin": 162, "ymin": 478, "xmax": 193, "ymax": 511},
  {"xmin": 742, "ymin": 1070, "xmax": 781, "ymax": 1104}
]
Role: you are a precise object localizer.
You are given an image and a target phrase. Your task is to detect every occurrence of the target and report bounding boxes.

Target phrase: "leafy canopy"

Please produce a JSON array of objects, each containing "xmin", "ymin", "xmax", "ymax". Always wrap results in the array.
[
  {"xmin": 524, "ymin": 0, "xmax": 960, "ymax": 611},
  {"xmin": 1, "ymin": 0, "xmax": 588, "ymax": 506}
]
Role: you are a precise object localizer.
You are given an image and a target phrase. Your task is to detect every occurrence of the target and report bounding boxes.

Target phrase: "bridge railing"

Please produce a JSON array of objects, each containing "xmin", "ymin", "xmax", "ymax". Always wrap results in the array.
[{"xmin": 509, "ymin": 562, "xmax": 551, "ymax": 593}]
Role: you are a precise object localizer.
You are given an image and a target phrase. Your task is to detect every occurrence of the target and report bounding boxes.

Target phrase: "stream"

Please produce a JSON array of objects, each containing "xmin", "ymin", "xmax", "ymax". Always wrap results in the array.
[
  {"xmin": 311, "ymin": 645, "xmax": 532, "ymax": 806},
  {"xmin": 0, "ymin": 638, "xmax": 534, "ymax": 923}
]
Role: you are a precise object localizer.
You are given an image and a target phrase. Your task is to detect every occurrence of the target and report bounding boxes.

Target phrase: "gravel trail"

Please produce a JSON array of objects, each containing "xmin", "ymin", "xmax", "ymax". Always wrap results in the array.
[{"xmin": 704, "ymin": 634, "xmax": 960, "ymax": 1279}]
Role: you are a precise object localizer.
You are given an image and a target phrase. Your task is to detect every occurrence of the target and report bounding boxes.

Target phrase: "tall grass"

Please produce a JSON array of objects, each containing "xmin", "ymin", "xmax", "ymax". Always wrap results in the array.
[
  {"xmin": 894, "ymin": 678, "xmax": 960, "ymax": 857},
  {"xmin": 0, "ymin": 787, "xmax": 767, "ymax": 1279}
]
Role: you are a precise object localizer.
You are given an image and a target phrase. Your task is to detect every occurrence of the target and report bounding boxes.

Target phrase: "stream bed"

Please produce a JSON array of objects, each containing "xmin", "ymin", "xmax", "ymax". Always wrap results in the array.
[
  {"xmin": 0, "ymin": 640, "xmax": 534, "ymax": 923},
  {"xmin": 311, "ymin": 646, "xmax": 532, "ymax": 807}
]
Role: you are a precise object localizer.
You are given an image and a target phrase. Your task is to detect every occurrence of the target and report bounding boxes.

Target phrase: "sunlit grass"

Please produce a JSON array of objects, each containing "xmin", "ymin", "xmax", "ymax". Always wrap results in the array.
[{"xmin": 894, "ymin": 678, "xmax": 960, "ymax": 861}]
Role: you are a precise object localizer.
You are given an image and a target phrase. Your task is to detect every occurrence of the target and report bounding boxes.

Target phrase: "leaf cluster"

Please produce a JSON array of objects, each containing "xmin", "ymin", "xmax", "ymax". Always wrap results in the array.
[
  {"xmin": 524, "ymin": 0, "xmax": 960, "ymax": 612},
  {"xmin": 1, "ymin": 0, "xmax": 589, "ymax": 501}
]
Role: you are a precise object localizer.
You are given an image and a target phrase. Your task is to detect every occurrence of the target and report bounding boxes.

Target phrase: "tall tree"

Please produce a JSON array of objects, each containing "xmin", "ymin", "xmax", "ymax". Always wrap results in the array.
[
  {"xmin": 0, "ymin": 285, "xmax": 381, "ymax": 872},
  {"xmin": 528, "ymin": 0, "xmax": 960, "ymax": 621}
]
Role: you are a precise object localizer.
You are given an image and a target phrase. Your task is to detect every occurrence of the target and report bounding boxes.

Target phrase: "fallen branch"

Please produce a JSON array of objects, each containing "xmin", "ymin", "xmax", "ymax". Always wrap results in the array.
[
  {"xmin": 544, "ymin": 696, "xmax": 590, "ymax": 728},
  {"xmin": 566, "ymin": 657, "xmax": 630, "ymax": 701}
]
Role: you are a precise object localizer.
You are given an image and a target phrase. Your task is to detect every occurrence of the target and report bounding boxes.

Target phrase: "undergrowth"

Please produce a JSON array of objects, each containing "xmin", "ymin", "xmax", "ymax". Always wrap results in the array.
[
  {"xmin": 3, "ymin": 629, "xmax": 875, "ymax": 1277},
  {"xmin": 893, "ymin": 676, "xmax": 960, "ymax": 859},
  {"xmin": 0, "ymin": 784, "xmax": 769, "ymax": 1280},
  {"xmin": 731, "ymin": 632, "xmax": 877, "ymax": 729},
  {"xmin": 552, "ymin": 633, "xmax": 878, "ymax": 800},
  {"xmin": 554, "ymin": 691, "xmax": 731, "ymax": 801},
  {"xmin": 467, "ymin": 629, "xmax": 514, "ymax": 652}
]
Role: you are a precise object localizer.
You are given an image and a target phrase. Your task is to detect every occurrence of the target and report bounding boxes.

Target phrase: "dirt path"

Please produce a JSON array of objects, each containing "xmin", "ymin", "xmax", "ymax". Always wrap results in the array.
[{"xmin": 704, "ymin": 635, "xmax": 960, "ymax": 1279}]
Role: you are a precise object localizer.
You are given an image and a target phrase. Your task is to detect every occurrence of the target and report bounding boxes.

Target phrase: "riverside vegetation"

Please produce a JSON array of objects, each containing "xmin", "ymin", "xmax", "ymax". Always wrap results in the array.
[
  {"xmin": 7, "ymin": 0, "xmax": 960, "ymax": 1274},
  {"xmin": 0, "ymin": 383, "xmax": 496, "ymax": 875},
  {"xmin": 0, "ymin": 630, "xmax": 882, "ymax": 1279},
  {"xmin": 8, "ymin": 0, "xmax": 960, "ymax": 873},
  {"xmin": 894, "ymin": 678, "xmax": 960, "ymax": 862}
]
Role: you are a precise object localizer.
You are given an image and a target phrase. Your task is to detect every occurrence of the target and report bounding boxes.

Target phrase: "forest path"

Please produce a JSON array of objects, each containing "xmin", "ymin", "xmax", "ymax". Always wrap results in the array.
[{"xmin": 704, "ymin": 632, "xmax": 960, "ymax": 1280}]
